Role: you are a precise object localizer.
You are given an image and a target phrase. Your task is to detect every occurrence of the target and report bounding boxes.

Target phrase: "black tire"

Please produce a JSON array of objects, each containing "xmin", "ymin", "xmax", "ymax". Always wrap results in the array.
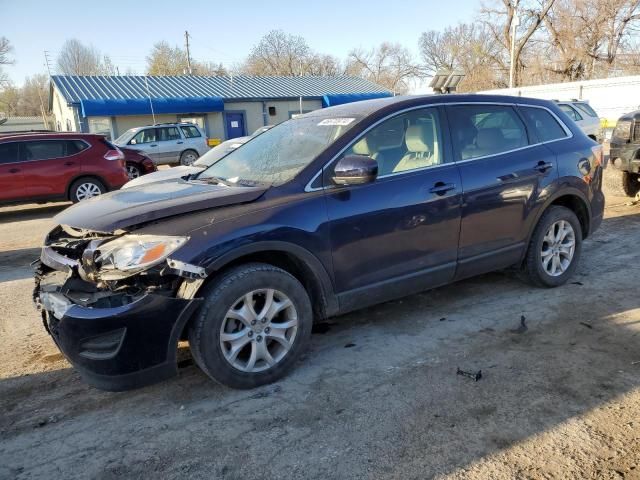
[
  {"xmin": 523, "ymin": 206, "xmax": 583, "ymax": 288},
  {"xmin": 188, "ymin": 263, "xmax": 313, "ymax": 389},
  {"xmin": 126, "ymin": 163, "xmax": 143, "ymax": 180},
  {"xmin": 69, "ymin": 177, "xmax": 106, "ymax": 203},
  {"xmin": 180, "ymin": 149, "xmax": 199, "ymax": 166},
  {"xmin": 622, "ymin": 171, "xmax": 640, "ymax": 197}
]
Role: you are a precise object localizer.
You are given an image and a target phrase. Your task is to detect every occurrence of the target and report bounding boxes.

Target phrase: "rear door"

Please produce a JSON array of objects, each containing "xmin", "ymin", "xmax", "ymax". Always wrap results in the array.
[
  {"xmin": 156, "ymin": 126, "xmax": 183, "ymax": 164},
  {"xmin": 446, "ymin": 103, "xmax": 559, "ymax": 279},
  {"xmin": 0, "ymin": 141, "xmax": 28, "ymax": 202},
  {"xmin": 19, "ymin": 139, "xmax": 83, "ymax": 199}
]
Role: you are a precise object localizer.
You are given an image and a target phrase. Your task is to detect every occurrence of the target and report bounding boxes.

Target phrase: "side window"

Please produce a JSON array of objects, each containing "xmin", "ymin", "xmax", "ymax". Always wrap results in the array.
[
  {"xmin": 343, "ymin": 107, "xmax": 443, "ymax": 176},
  {"xmin": 573, "ymin": 102, "xmax": 598, "ymax": 118},
  {"xmin": 520, "ymin": 107, "xmax": 568, "ymax": 143},
  {"xmin": 130, "ymin": 129, "xmax": 157, "ymax": 145},
  {"xmin": 559, "ymin": 104, "xmax": 582, "ymax": 121},
  {"xmin": 448, "ymin": 105, "xmax": 529, "ymax": 161},
  {"xmin": 65, "ymin": 140, "xmax": 89, "ymax": 155},
  {"xmin": 0, "ymin": 142, "xmax": 20, "ymax": 164},
  {"xmin": 22, "ymin": 141, "xmax": 67, "ymax": 161},
  {"xmin": 180, "ymin": 125, "xmax": 201, "ymax": 138},
  {"xmin": 158, "ymin": 127, "xmax": 181, "ymax": 141}
]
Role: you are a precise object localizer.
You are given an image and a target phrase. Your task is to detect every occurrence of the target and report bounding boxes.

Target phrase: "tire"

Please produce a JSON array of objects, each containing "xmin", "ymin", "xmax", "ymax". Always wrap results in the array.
[
  {"xmin": 188, "ymin": 263, "xmax": 313, "ymax": 389},
  {"xmin": 69, "ymin": 177, "xmax": 106, "ymax": 203},
  {"xmin": 622, "ymin": 172, "xmax": 640, "ymax": 197},
  {"xmin": 180, "ymin": 150, "xmax": 199, "ymax": 166},
  {"xmin": 126, "ymin": 163, "xmax": 143, "ymax": 180},
  {"xmin": 523, "ymin": 206, "xmax": 583, "ymax": 288}
]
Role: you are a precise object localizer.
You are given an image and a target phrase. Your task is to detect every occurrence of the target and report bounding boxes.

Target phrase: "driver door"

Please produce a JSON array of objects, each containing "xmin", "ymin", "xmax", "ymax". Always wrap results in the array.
[{"xmin": 324, "ymin": 106, "xmax": 462, "ymax": 309}]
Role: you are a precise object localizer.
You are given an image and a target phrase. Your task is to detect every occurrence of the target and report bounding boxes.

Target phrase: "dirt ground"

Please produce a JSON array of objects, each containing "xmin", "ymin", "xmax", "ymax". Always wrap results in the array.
[{"xmin": 1, "ymin": 170, "xmax": 639, "ymax": 480}]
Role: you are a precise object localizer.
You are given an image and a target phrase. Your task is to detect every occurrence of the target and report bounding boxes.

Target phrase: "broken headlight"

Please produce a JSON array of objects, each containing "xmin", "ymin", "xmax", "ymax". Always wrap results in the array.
[{"xmin": 96, "ymin": 235, "xmax": 188, "ymax": 278}]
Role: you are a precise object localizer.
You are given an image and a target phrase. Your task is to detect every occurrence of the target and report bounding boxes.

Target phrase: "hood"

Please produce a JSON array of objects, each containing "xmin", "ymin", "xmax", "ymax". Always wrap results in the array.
[
  {"xmin": 55, "ymin": 179, "xmax": 268, "ymax": 233},
  {"xmin": 122, "ymin": 165, "xmax": 202, "ymax": 189}
]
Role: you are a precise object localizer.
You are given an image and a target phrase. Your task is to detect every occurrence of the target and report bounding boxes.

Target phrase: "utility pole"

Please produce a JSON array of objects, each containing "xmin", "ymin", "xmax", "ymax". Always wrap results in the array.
[
  {"xmin": 509, "ymin": 2, "xmax": 520, "ymax": 89},
  {"xmin": 43, "ymin": 50, "xmax": 52, "ymax": 77},
  {"xmin": 184, "ymin": 30, "xmax": 193, "ymax": 75}
]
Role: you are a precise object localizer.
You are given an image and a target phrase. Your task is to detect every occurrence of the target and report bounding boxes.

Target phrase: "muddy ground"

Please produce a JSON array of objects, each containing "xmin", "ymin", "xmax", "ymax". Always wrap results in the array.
[{"xmin": 0, "ymin": 171, "xmax": 639, "ymax": 479}]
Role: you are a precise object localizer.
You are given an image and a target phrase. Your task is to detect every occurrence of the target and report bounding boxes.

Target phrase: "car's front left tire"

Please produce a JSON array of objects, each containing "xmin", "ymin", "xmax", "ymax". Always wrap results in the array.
[{"xmin": 188, "ymin": 263, "xmax": 313, "ymax": 389}]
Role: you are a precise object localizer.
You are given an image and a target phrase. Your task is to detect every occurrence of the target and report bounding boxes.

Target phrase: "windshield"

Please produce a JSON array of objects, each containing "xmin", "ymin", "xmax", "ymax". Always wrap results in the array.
[
  {"xmin": 197, "ymin": 115, "xmax": 360, "ymax": 186},
  {"xmin": 114, "ymin": 128, "xmax": 138, "ymax": 144}
]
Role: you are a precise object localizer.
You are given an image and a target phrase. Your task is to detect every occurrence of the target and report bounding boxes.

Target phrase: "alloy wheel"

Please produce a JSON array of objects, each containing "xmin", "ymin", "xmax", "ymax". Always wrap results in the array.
[
  {"xmin": 181, "ymin": 152, "xmax": 197, "ymax": 165},
  {"xmin": 75, "ymin": 182, "xmax": 102, "ymax": 201},
  {"xmin": 219, "ymin": 289, "xmax": 298, "ymax": 372},
  {"xmin": 126, "ymin": 165, "xmax": 141, "ymax": 179},
  {"xmin": 541, "ymin": 220, "xmax": 575, "ymax": 277}
]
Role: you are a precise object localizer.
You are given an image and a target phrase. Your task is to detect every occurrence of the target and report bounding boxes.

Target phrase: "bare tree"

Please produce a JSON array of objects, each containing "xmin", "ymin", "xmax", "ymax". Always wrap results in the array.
[
  {"xmin": 0, "ymin": 37, "xmax": 13, "ymax": 85},
  {"xmin": 243, "ymin": 30, "xmax": 312, "ymax": 76},
  {"xmin": 146, "ymin": 41, "xmax": 189, "ymax": 75},
  {"xmin": 56, "ymin": 39, "xmax": 111, "ymax": 75},
  {"xmin": 346, "ymin": 42, "xmax": 421, "ymax": 94}
]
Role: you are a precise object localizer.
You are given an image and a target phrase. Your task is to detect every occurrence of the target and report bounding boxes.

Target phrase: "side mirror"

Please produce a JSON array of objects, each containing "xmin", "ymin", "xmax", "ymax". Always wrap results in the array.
[{"xmin": 332, "ymin": 155, "xmax": 378, "ymax": 186}]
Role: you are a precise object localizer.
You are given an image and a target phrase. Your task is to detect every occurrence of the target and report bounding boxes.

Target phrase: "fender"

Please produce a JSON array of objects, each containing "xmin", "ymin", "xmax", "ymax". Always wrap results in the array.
[
  {"xmin": 526, "ymin": 181, "xmax": 592, "ymax": 245},
  {"xmin": 204, "ymin": 240, "xmax": 339, "ymax": 318}
]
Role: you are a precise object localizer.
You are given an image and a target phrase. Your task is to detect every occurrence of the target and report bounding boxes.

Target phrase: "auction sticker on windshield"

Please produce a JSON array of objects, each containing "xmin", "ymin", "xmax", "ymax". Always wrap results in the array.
[{"xmin": 317, "ymin": 118, "xmax": 356, "ymax": 126}]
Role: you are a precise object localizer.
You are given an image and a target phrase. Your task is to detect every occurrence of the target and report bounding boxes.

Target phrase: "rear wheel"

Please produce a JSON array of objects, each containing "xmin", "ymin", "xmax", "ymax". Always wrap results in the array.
[
  {"xmin": 622, "ymin": 172, "xmax": 640, "ymax": 197},
  {"xmin": 523, "ymin": 206, "xmax": 582, "ymax": 287},
  {"xmin": 188, "ymin": 263, "xmax": 313, "ymax": 389},
  {"xmin": 69, "ymin": 178, "xmax": 106, "ymax": 203},
  {"xmin": 180, "ymin": 150, "xmax": 199, "ymax": 166}
]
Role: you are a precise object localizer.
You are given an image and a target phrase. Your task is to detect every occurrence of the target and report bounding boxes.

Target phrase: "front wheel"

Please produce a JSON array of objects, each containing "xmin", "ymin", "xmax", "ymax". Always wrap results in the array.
[
  {"xmin": 188, "ymin": 263, "xmax": 313, "ymax": 389},
  {"xmin": 523, "ymin": 206, "xmax": 582, "ymax": 288},
  {"xmin": 622, "ymin": 172, "xmax": 640, "ymax": 197},
  {"xmin": 180, "ymin": 150, "xmax": 199, "ymax": 166},
  {"xmin": 126, "ymin": 163, "xmax": 143, "ymax": 180}
]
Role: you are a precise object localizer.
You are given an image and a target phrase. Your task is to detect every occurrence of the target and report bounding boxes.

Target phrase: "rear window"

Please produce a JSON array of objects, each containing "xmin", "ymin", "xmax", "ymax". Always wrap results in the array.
[
  {"xmin": 573, "ymin": 102, "xmax": 598, "ymax": 118},
  {"xmin": 559, "ymin": 104, "xmax": 582, "ymax": 121},
  {"xmin": 519, "ymin": 107, "xmax": 568, "ymax": 142},
  {"xmin": 158, "ymin": 127, "xmax": 181, "ymax": 141},
  {"xmin": 180, "ymin": 125, "xmax": 201, "ymax": 138},
  {"xmin": 0, "ymin": 142, "xmax": 20, "ymax": 164}
]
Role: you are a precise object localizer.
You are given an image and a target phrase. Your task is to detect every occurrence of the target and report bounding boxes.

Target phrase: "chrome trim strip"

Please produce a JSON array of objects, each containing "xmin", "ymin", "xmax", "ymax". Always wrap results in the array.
[
  {"xmin": 304, "ymin": 101, "xmax": 573, "ymax": 192},
  {"xmin": 41, "ymin": 246, "xmax": 79, "ymax": 272}
]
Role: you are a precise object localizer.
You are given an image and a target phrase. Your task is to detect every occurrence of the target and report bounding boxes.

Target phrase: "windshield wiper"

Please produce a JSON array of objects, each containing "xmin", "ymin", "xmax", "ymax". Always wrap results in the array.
[{"xmin": 197, "ymin": 175, "xmax": 233, "ymax": 187}]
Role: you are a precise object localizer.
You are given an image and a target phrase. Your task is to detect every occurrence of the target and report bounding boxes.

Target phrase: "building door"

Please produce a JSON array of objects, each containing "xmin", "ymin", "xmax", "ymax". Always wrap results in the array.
[{"xmin": 225, "ymin": 112, "xmax": 246, "ymax": 139}]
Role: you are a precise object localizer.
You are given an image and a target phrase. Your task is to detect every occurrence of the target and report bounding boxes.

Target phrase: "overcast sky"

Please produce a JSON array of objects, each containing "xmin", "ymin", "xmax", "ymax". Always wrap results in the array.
[{"xmin": 1, "ymin": 0, "xmax": 479, "ymax": 85}]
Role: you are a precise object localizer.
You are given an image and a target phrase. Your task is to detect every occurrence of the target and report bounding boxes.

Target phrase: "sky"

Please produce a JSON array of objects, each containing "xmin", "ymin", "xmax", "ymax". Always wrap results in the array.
[{"xmin": 1, "ymin": 0, "xmax": 479, "ymax": 86}]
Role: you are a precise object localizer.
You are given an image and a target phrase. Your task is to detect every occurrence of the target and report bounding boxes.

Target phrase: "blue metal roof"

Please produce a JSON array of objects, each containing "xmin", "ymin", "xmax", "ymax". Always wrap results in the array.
[{"xmin": 51, "ymin": 75, "xmax": 391, "ymax": 104}]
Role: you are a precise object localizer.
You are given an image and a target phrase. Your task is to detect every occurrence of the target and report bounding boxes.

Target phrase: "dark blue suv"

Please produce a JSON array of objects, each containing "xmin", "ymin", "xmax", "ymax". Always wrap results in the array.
[{"xmin": 34, "ymin": 95, "xmax": 604, "ymax": 391}]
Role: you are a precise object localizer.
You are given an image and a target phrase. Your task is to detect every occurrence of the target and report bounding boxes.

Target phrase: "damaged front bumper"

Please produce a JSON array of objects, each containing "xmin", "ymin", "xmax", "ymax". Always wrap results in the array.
[{"xmin": 34, "ymin": 240, "xmax": 203, "ymax": 391}]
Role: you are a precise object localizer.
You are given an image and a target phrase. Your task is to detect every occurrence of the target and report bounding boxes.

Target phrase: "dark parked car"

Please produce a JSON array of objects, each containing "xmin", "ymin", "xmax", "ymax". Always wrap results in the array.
[
  {"xmin": 609, "ymin": 110, "xmax": 640, "ymax": 196},
  {"xmin": 34, "ymin": 95, "xmax": 604, "ymax": 391},
  {"xmin": 0, "ymin": 132, "xmax": 130, "ymax": 204},
  {"xmin": 119, "ymin": 146, "xmax": 157, "ymax": 180}
]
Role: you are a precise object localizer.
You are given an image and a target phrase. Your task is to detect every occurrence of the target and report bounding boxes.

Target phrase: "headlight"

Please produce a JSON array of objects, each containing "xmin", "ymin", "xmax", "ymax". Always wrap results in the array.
[{"xmin": 96, "ymin": 235, "xmax": 188, "ymax": 277}]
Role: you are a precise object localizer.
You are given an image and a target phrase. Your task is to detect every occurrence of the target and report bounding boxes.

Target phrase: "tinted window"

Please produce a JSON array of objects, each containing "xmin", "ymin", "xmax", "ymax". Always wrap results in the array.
[
  {"xmin": 573, "ymin": 102, "xmax": 598, "ymax": 117},
  {"xmin": 158, "ymin": 127, "xmax": 181, "ymax": 141},
  {"xmin": 0, "ymin": 142, "xmax": 20, "ymax": 164},
  {"xmin": 66, "ymin": 140, "xmax": 89, "ymax": 155},
  {"xmin": 520, "ymin": 107, "xmax": 568, "ymax": 142},
  {"xmin": 559, "ymin": 104, "xmax": 582, "ymax": 121},
  {"xmin": 130, "ymin": 129, "xmax": 157, "ymax": 145},
  {"xmin": 180, "ymin": 125, "xmax": 201, "ymax": 138},
  {"xmin": 448, "ymin": 105, "xmax": 528, "ymax": 160},
  {"xmin": 22, "ymin": 140, "xmax": 67, "ymax": 161},
  {"xmin": 343, "ymin": 107, "xmax": 443, "ymax": 176}
]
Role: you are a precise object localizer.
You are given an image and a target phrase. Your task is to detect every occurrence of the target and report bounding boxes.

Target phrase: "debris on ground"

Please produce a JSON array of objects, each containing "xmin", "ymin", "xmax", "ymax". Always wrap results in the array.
[
  {"xmin": 344, "ymin": 343, "xmax": 356, "ymax": 348},
  {"xmin": 571, "ymin": 281, "xmax": 584, "ymax": 286},
  {"xmin": 580, "ymin": 322, "xmax": 594, "ymax": 329},
  {"xmin": 510, "ymin": 315, "xmax": 528, "ymax": 334},
  {"xmin": 457, "ymin": 368, "xmax": 482, "ymax": 382}
]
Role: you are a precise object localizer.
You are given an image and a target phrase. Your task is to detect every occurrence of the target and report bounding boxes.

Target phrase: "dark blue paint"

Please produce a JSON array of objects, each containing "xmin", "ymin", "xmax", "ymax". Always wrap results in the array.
[{"xmin": 224, "ymin": 112, "xmax": 246, "ymax": 139}]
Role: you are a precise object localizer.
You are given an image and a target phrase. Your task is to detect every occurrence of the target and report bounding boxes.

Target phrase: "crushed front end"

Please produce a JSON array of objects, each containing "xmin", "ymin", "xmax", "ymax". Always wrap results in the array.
[{"xmin": 33, "ymin": 225, "xmax": 203, "ymax": 391}]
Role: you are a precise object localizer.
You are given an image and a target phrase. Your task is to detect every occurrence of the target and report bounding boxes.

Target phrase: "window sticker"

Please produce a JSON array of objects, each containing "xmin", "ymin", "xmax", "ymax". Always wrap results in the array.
[{"xmin": 318, "ymin": 118, "xmax": 356, "ymax": 126}]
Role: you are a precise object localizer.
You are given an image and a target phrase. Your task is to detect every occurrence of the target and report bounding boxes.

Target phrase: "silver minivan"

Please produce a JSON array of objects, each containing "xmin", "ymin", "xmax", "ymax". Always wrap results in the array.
[{"xmin": 114, "ymin": 123, "xmax": 209, "ymax": 165}]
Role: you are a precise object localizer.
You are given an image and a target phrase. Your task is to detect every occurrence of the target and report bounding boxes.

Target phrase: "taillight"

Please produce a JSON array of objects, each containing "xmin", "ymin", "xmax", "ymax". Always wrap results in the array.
[
  {"xmin": 104, "ymin": 147, "xmax": 125, "ymax": 161},
  {"xmin": 591, "ymin": 145, "xmax": 603, "ymax": 166}
]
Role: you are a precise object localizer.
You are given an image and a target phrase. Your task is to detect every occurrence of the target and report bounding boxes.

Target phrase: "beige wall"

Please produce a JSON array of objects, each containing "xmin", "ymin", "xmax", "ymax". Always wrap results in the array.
[
  {"xmin": 265, "ymin": 99, "xmax": 323, "ymax": 125},
  {"xmin": 51, "ymin": 88, "xmax": 78, "ymax": 132},
  {"xmin": 113, "ymin": 114, "xmax": 178, "ymax": 138}
]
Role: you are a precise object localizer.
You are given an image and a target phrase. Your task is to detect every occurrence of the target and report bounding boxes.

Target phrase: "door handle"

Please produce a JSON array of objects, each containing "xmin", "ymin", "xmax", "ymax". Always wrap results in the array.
[
  {"xmin": 9, "ymin": 168, "xmax": 20, "ymax": 173},
  {"xmin": 429, "ymin": 182, "xmax": 456, "ymax": 195},
  {"xmin": 535, "ymin": 161, "xmax": 553, "ymax": 173},
  {"xmin": 177, "ymin": 141, "xmax": 184, "ymax": 144},
  {"xmin": 65, "ymin": 161, "xmax": 74, "ymax": 166}
]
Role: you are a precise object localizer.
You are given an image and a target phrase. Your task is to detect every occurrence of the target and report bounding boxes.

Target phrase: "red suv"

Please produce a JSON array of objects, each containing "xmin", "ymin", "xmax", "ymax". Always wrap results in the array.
[{"xmin": 0, "ymin": 133, "xmax": 131, "ymax": 204}]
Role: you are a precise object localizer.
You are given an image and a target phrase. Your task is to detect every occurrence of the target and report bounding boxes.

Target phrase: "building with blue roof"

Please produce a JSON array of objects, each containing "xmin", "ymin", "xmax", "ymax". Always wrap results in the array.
[{"xmin": 49, "ymin": 75, "xmax": 391, "ymax": 143}]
